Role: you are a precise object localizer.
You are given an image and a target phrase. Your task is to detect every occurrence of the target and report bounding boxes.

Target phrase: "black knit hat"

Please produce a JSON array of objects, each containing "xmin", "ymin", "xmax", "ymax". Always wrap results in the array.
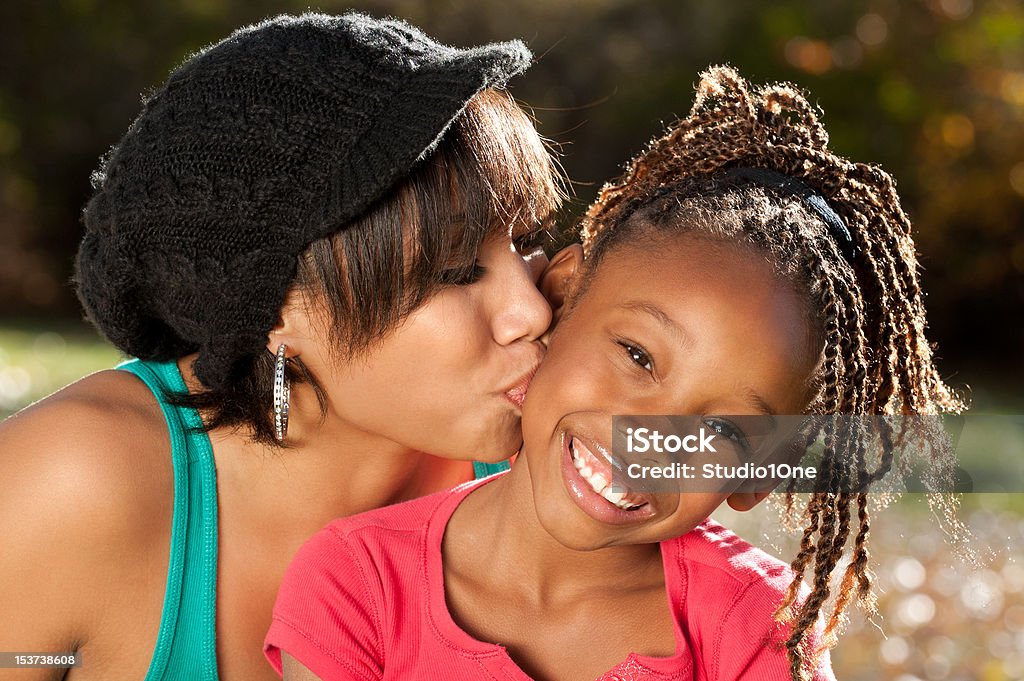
[{"xmin": 76, "ymin": 12, "xmax": 533, "ymax": 390}]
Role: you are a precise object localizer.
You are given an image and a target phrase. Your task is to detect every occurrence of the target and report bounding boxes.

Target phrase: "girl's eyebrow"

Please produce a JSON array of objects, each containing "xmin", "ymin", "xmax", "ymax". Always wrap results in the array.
[
  {"xmin": 618, "ymin": 300, "xmax": 688, "ymax": 345},
  {"xmin": 744, "ymin": 388, "xmax": 779, "ymax": 421}
]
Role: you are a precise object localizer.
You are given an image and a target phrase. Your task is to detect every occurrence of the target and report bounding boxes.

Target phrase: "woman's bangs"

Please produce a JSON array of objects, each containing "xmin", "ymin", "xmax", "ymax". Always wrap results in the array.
[{"xmin": 453, "ymin": 88, "xmax": 565, "ymax": 244}]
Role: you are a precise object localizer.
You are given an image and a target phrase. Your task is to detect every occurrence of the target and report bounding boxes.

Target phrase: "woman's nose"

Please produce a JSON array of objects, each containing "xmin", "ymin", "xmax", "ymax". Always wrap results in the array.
[{"xmin": 491, "ymin": 249, "xmax": 552, "ymax": 345}]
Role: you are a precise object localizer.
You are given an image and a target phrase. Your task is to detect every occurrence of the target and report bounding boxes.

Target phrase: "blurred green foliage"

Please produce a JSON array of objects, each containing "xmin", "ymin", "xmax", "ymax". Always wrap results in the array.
[
  {"xmin": 0, "ymin": 322, "xmax": 120, "ymax": 418},
  {"xmin": 0, "ymin": 0, "xmax": 1022, "ymax": 377}
]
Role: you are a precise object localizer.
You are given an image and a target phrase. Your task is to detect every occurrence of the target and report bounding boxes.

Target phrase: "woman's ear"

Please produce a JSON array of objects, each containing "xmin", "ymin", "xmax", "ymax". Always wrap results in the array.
[
  {"xmin": 725, "ymin": 490, "xmax": 772, "ymax": 512},
  {"xmin": 267, "ymin": 286, "xmax": 314, "ymax": 357},
  {"xmin": 540, "ymin": 244, "xmax": 583, "ymax": 320}
]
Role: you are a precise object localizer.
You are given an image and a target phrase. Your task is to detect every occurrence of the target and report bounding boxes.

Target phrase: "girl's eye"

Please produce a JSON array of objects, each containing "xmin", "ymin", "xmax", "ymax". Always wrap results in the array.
[
  {"xmin": 513, "ymin": 229, "xmax": 548, "ymax": 253},
  {"xmin": 703, "ymin": 418, "xmax": 751, "ymax": 456},
  {"xmin": 618, "ymin": 341, "xmax": 653, "ymax": 373},
  {"xmin": 439, "ymin": 262, "xmax": 487, "ymax": 286}
]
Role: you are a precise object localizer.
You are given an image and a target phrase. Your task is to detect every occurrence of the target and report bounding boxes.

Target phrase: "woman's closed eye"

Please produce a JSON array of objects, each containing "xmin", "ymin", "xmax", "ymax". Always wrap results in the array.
[
  {"xmin": 513, "ymin": 228, "xmax": 548, "ymax": 254},
  {"xmin": 439, "ymin": 262, "xmax": 487, "ymax": 286}
]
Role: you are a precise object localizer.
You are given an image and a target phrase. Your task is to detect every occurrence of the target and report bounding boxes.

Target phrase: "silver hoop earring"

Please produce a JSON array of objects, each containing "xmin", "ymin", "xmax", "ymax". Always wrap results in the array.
[{"xmin": 273, "ymin": 343, "xmax": 290, "ymax": 443}]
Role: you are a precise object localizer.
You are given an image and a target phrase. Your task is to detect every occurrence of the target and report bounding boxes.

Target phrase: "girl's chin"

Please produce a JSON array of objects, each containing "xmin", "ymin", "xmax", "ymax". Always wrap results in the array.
[{"xmin": 533, "ymin": 509, "xmax": 625, "ymax": 551}]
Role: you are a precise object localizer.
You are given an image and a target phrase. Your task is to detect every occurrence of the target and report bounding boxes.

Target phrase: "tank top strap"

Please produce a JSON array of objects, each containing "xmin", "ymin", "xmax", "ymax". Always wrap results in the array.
[
  {"xmin": 117, "ymin": 358, "xmax": 220, "ymax": 681},
  {"xmin": 472, "ymin": 459, "xmax": 511, "ymax": 478}
]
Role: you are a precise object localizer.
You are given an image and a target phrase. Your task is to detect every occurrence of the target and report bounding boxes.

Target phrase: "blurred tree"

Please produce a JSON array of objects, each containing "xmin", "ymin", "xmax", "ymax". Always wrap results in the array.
[{"xmin": 0, "ymin": 0, "xmax": 1020, "ymax": 376}]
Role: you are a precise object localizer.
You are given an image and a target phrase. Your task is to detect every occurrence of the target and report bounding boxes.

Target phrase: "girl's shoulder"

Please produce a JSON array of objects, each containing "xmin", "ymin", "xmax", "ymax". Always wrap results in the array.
[
  {"xmin": 312, "ymin": 476, "xmax": 485, "ymax": 554},
  {"xmin": 670, "ymin": 520, "xmax": 835, "ymax": 680},
  {"xmin": 274, "ymin": 477, "xmax": 489, "ymax": 626},
  {"xmin": 670, "ymin": 518, "xmax": 803, "ymax": 626},
  {"xmin": 676, "ymin": 517, "xmax": 795, "ymax": 589},
  {"xmin": 267, "ymin": 479, "xmax": 484, "ymax": 677}
]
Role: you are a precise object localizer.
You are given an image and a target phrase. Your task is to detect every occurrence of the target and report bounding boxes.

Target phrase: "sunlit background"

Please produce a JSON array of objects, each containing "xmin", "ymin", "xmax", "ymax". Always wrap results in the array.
[{"xmin": 1, "ymin": 1, "xmax": 1021, "ymax": 679}]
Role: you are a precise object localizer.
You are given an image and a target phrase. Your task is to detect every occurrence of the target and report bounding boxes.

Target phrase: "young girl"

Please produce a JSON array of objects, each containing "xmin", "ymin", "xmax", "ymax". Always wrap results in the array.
[
  {"xmin": 0, "ymin": 13, "xmax": 562, "ymax": 681},
  {"xmin": 265, "ymin": 66, "xmax": 963, "ymax": 681}
]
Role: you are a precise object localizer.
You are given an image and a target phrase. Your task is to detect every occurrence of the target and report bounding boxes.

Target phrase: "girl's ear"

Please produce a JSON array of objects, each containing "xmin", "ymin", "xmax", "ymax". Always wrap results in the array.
[
  {"xmin": 540, "ymin": 244, "xmax": 583, "ymax": 321},
  {"xmin": 539, "ymin": 244, "xmax": 583, "ymax": 346},
  {"xmin": 725, "ymin": 490, "xmax": 772, "ymax": 512}
]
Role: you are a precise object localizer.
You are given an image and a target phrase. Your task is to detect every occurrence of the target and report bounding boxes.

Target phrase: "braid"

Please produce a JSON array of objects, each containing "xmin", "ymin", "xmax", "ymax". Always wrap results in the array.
[
  {"xmin": 579, "ymin": 65, "xmax": 965, "ymax": 680},
  {"xmin": 827, "ymin": 491, "xmax": 878, "ymax": 640},
  {"xmin": 781, "ymin": 492, "xmax": 821, "ymax": 606}
]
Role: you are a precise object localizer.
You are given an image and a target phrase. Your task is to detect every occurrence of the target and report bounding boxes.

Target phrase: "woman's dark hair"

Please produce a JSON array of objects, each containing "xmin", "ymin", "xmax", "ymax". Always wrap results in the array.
[
  {"xmin": 176, "ymin": 88, "xmax": 564, "ymax": 445},
  {"xmin": 578, "ymin": 66, "xmax": 964, "ymax": 680}
]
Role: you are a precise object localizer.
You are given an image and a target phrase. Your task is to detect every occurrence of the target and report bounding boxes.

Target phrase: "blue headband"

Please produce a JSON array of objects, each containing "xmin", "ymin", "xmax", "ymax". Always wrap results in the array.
[{"xmin": 721, "ymin": 167, "xmax": 858, "ymax": 263}]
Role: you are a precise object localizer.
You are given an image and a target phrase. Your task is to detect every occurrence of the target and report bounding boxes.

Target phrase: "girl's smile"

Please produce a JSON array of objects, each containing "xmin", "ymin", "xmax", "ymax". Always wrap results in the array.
[{"xmin": 561, "ymin": 426, "xmax": 656, "ymax": 523}]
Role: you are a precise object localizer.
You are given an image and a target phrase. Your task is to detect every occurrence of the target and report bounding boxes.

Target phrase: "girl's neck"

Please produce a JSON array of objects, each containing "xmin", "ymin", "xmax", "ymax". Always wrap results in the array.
[{"xmin": 447, "ymin": 455, "xmax": 665, "ymax": 607}]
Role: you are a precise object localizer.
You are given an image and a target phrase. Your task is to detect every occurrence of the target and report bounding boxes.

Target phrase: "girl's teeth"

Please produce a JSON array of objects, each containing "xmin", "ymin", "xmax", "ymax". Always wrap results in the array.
[
  {"xmin": 570, "ymin": 435, "xmax": 642, "ymax": 511},
  {"xmin": 601, "ymin": 487, "xmax": 625, "ymax": 505},
  {"xmin": 573, "ymin": 437, "xmax": 594, "ymax": 460},
  {"xmin": 589, "ymin": 472, "xmax": 610, "ymax": 492}
]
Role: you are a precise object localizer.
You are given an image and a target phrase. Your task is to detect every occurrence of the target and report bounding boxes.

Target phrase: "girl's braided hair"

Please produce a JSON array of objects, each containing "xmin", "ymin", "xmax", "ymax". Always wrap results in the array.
[{"xmin": 579, "ymin": 65, "xmax": 965, "ymax": 679}]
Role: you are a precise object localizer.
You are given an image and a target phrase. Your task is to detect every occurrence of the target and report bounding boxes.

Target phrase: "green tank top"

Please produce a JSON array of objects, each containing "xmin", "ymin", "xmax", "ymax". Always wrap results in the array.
[
  {"xmin": 119, "ymin": 359, "xmax": 220, "ymax": 681},
  {"xmin": 119, "ymin": 358, "xmax": 510, "ymax": 680}
]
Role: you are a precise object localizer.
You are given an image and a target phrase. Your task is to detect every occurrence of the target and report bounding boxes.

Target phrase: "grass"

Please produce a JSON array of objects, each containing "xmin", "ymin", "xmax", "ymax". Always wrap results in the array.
[{"xmin": 0, "ymin": 321, "xmax": 123, "ymax": 419}]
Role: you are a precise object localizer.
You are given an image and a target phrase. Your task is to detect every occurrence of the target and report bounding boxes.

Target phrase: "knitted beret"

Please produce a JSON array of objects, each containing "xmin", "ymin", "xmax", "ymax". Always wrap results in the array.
[{"xmin": 76, "ymin": 12, "xmax": 532, "ymax": 390}]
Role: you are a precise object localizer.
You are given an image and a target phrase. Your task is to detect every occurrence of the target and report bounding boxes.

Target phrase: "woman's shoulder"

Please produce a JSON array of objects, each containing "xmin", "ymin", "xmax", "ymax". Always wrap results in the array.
[
  {"xmin": 0, "ymin": 367, "xmax": 175, "ymax": 559},
  {"xmin": 0, "ymin": 368, "xmax": 176, "ymax": 653},
  {"xmin": 1, "ymin": 366, "xmax": 172, "ymax": 471}
]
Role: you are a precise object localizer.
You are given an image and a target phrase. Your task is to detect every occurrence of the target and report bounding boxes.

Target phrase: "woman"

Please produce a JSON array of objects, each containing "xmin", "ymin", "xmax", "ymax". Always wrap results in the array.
[{"xmin": 0, "ymin": 13, "xmax": 561, "ymax": 681}]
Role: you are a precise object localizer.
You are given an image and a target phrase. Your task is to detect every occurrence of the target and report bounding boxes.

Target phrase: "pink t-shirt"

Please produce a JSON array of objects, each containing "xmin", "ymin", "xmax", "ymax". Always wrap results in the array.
[{"xmin": 265, "ymin": 474, "xmax": 835, "ymax": 680}]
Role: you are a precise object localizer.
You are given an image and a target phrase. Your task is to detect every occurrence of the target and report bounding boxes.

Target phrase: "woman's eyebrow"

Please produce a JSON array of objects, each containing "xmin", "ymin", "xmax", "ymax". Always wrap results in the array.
[{"xmin": 618, "ymin": 300, "xmax": 688, "ymax": 344}]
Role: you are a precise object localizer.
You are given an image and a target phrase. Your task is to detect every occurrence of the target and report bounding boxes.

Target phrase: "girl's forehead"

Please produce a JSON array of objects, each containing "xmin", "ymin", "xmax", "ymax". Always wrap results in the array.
[
  {"xmin": 587, "ymin": 234, "xmax": 767, "ymax": 293},
  {"xmin": 574, "ymin": 237, "xmax": 820, "ymax": 394}
]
